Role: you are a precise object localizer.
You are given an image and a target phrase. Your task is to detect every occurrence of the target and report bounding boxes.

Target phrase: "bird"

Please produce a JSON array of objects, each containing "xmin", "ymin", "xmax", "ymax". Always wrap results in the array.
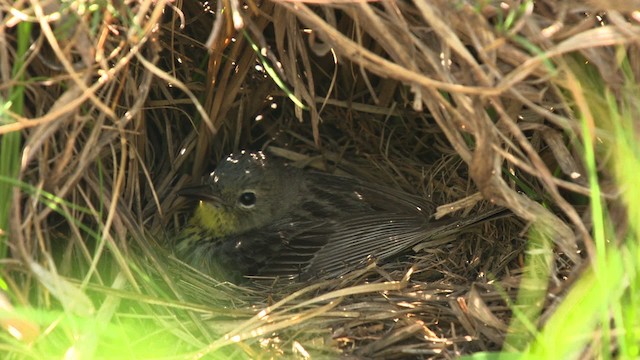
[{"xmin": 174, "ymin": 151, "xmax": 504, "ymax": 283}]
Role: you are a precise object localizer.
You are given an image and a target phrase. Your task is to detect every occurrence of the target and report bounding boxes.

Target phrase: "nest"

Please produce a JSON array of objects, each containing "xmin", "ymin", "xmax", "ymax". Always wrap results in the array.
[{"xmin": 1, "ymin": 0, "xmax": 638, "ymax": 358}]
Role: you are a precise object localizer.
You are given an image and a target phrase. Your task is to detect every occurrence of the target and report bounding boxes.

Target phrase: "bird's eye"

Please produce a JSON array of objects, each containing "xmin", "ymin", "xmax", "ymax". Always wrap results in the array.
[{"xmin": 238, "ymin": 191, "xmax": 257, "ymax": 208}]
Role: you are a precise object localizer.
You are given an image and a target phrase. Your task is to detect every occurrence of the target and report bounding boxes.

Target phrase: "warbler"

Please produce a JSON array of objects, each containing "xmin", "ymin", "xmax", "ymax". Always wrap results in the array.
[{"xmin": 175, "ymin": 151, "xmax": 504, "ymax": 282}]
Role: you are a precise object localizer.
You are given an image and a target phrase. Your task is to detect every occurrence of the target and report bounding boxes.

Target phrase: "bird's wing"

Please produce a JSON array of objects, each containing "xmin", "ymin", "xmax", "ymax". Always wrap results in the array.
[
  {"xmin": 302, "ymin": 213, "xmax": 434, "ymax": 278},
  {"xmin": 251, "ymin": 217, "xmax": 334, "ymax": 279},
  {"xmin": 254, "ymin": 212, "xmax": 431, "ymax": 280},
  {"xmin": 250, "ymin": 173, "xmax": 433, "ymax": 280}
]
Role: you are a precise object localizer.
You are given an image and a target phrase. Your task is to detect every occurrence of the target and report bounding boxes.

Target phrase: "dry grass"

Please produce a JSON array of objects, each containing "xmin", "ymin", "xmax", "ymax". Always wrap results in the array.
[{"xmin": 1, "ymin": 0, "xmax": 638, "ymax": 358}]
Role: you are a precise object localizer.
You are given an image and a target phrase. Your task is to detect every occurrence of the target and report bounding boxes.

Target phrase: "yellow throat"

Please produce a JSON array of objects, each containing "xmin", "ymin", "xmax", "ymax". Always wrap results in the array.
[{"xmin": 189, "ymin": 200, "xmax": 240, "ymax": 237}]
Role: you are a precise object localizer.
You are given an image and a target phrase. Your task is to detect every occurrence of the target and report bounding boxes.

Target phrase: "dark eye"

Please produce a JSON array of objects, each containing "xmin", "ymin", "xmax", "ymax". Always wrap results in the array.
[{"xmin": 238, "ymin": 191, "xmax": 257, "ymax": 208}]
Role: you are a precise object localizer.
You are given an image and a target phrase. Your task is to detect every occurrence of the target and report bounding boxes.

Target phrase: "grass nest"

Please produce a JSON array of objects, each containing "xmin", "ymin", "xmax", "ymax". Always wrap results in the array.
[{"xmin": 1, "ymin": 0, "xmax": 639, "ymax": 358}]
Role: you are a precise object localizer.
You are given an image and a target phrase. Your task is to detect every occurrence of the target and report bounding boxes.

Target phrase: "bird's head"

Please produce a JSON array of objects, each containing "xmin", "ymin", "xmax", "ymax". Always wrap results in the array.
[{"xmin": 179, "ymin": 151, "xmax": 302, "ymax": 237}]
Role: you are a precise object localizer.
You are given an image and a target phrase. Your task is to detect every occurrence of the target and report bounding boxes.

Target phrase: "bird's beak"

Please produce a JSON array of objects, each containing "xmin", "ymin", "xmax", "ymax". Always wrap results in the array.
[{"xmin": 177, "ymin": 185, "xmax": 221, "ymax": 202}]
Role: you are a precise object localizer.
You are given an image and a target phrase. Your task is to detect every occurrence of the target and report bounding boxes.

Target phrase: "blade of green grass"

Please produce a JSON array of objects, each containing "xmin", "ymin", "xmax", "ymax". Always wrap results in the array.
[
  {"xmin": 243, "ymin": 29, "xmax": 308, "ymax": 110},
  {"xmin": 0, "ymin": 21, "xmax": 32, "ymax": 261}
]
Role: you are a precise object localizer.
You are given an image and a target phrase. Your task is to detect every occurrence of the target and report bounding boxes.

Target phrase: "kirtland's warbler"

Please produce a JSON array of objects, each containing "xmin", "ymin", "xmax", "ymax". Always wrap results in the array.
[{"xmin": 176, "ymin": 151, "xmax": 503, "ymax": 282}]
